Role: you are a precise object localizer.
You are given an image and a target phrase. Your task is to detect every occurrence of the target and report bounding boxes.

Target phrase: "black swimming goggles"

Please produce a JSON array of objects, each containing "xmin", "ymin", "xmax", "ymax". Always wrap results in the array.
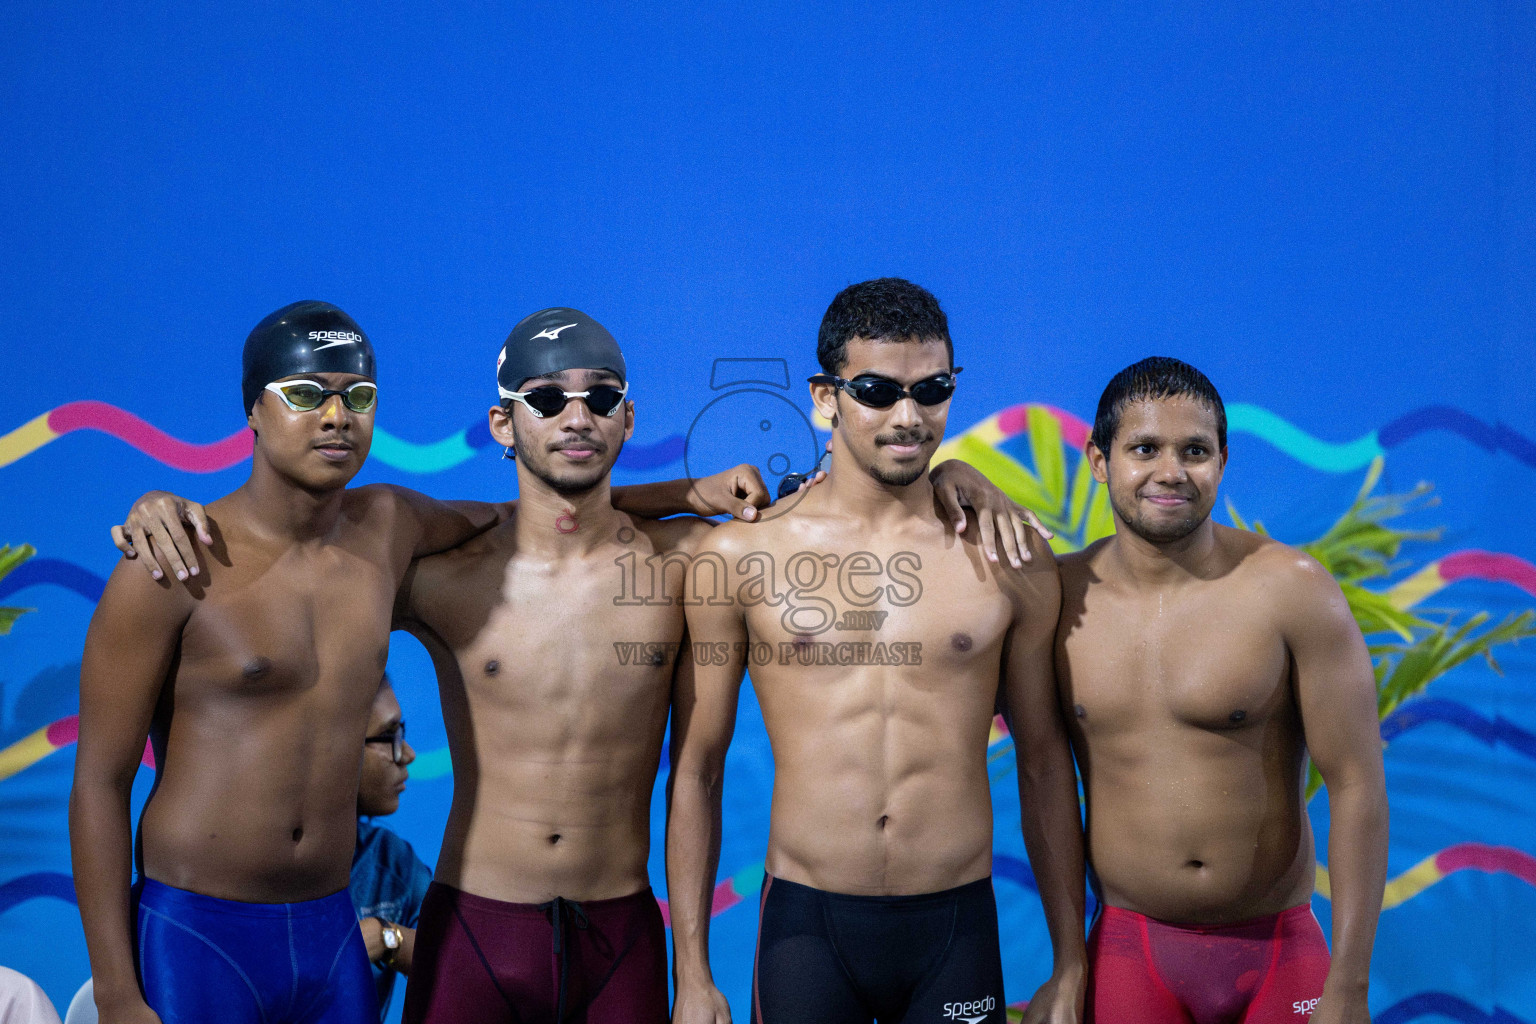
[
  {"xmin": 500, "ymin": 382, "xmax": 629, "ymax": 419},
  {"xmin": 807, "ymin": 368, "xmax": 962, "ymax": 408},
  {"xmin": 264, "ymin": 379, "xmax": 379, "ymax": 413}
]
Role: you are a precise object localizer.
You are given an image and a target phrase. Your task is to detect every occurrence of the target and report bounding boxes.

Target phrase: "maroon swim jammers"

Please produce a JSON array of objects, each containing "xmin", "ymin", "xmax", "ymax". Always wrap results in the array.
[
  {"xmin": 1086, "ymin": 904, "xmax": 1332, "ymax": 1024},
  {"xmin": 402, "ymin": 882, "xmax": 668, "ymax": 1024}
]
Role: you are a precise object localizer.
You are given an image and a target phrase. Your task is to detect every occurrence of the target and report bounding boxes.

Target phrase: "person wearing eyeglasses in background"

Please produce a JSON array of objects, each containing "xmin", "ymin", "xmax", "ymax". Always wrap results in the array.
[{"xmin": 351, "ymin": 676, "xmax": 433, "ymax": 1023}]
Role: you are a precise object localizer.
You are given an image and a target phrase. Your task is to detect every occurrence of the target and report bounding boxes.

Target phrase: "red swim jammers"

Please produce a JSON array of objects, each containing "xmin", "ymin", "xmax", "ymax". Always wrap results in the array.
[{"xmin": 1086, "ymin": 904, "xmax": 1331, "ymax": 1024}]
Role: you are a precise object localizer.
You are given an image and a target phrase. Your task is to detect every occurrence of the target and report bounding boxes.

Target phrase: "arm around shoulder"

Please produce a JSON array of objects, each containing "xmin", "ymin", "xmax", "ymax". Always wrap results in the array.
[{"xmin": 367, "ymin": 483, "xmax": 511, "ymax": 560}]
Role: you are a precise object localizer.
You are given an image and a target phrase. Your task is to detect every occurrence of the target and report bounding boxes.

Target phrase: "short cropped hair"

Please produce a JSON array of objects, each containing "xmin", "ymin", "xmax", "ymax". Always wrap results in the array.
[
  {"xmin": 817, "ymin": 278, "xmax": 953, "ymax": 375},
  {"xmin": 1091, "ymin": 357, "xmax": 1226, "ymax": 453}
]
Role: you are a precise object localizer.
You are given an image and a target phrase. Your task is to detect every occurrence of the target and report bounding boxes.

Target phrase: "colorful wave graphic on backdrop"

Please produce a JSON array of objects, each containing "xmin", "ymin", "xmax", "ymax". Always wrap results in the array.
[
  {"xmin": 5, "ymin": 400, "xmax": 1536, "ymax": 475},
  {"xmin": 0, "ymin": 402, "xmax": 685, "ymax": 474}
]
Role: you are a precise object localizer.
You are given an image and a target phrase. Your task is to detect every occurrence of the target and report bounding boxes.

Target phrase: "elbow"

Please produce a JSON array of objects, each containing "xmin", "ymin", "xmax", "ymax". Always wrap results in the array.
[
  {"xmin": 675, "ymin": 752, "xmax": 727, "ymax": 796},
  {"xmin": 71, "ymin": 757, "xmax": 139, "ymax": 807}
]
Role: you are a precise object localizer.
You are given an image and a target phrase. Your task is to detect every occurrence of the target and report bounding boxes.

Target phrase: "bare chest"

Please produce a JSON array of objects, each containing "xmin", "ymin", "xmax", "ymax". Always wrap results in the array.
[
  {"xmin": 178, "ymin": 547, "xmax": 394, "ymax": 701},
  {"xmin": 736, "ymin": 544, "xmax": 1015, "ymax": 682},
  {"xmin": 433, "ymin": 552, "xmax": 687, "ymax": 717},
  {"xmin": 1059, "ymin": 585, "xmax": 1291, "ymax": 733}
]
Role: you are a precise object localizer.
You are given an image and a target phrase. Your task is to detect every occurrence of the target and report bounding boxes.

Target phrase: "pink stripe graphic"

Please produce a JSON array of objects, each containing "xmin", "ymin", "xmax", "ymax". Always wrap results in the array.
[
  {"xmin": 40, "ymin": 715, "xmax": 153, "ymax": 768},
  {"xmin": 47, "ymin": 401, "xmax": 253, "ymax": 473},
  {"xmin": 1436, "ymin": 843, "xmax": 1536, "ymax": 887},
  {"xmin": 1439, "ymin": 550, "xmax": 1536, "ymax": 599}
]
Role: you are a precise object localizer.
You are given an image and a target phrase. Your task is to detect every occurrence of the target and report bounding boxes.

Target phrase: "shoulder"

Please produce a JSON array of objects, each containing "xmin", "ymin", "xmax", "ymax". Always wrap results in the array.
[
  {"xmin": 1226, "ymin": 529, "xmax": 1352, "ymax": 633},
  {"xmin": 635, "ymin": 514, "xmax": 716, "ymax": 554},
  {"xmin": 690, "ymin": 515, "xmax": 775, "ymax": 561},
  {"xmin": 1054, "ymin": 536, "xmax": 1110, "ymax": 588},
  {"xmin": 1232, "ymin": 529, "xmax": 1337, "ymax": 596},
  {"xmin": 995, "ymin": 529, "xmax": 1061, "ymax": 613},
  {"xmin": 344, "ymin": 483, "xmax": 428, "ymax": 531},
  {"xmin": 97, "ymin": 550, "xmax": 198, "ymax": 622}
]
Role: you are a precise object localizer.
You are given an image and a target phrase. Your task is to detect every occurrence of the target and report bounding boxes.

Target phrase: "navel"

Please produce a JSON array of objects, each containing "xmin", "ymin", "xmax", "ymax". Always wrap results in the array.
[
  {"xmin": 548, "ymin": 834, "xmax": 562, "ymax": 845},
  {"xmin": 291, "ymin": 827, "xmax": 303, "ymax": 843},
  {"xmin": 950, "ymin": 632, "xmax": 973, "ymax": 652}
]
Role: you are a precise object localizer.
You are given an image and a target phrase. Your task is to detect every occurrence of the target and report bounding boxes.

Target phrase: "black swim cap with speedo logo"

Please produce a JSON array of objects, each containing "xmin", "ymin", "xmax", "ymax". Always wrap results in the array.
[
  {"xmin": 496, "ymin": 307, "xmax": 626, "ymax": 400},
  {"xmin": 242, "ymin": 300, "xmax": 377, "ymax": 413}
]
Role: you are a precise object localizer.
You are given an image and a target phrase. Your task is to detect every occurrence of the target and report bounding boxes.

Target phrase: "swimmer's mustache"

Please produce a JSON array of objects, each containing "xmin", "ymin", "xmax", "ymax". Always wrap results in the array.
[
  {"xmin": 550, "ymin": 440, "xmax": 606, "ymax": 453},
  {"xmin": 874, "ymin": 431, "xmax": 933, "ymax": 446}
]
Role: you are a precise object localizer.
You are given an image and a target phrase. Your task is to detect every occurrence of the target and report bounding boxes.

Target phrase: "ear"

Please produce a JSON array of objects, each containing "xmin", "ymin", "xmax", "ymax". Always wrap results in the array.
[
  {"xmin": 809, "ymin": 380, "xmax": 840, "ymax": 424},
  {"xmin": 622, "ymin": 399, "xmax": 635, "ymax": 442},
  {"xmin": 488, "ymin": 405, "xmax": 516, "ymax": 447},
  {"xmin": 1086, "ymin": 441, "xmax": 1109, "ymax": 484}
]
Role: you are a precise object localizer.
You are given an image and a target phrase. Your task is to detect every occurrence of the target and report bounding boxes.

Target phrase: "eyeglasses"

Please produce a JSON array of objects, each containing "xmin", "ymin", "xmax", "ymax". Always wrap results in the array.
[
  {"xmin": 264, "ymin": 380, "xmax": 379, "ymax": 413},
  {"xmin": 501, "ymin": 383, "xmax": 629, "ymax": 419},
  {"xmin": 365, "ymin": 720, "xmax": 407, "ymax": 764},
  {"xmin": 807, "ymin": 369, "xmax": 962, "ymax": 408}
]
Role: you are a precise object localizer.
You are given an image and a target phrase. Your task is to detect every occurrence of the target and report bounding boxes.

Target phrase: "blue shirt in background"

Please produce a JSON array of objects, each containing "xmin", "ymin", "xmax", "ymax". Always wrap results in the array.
[{"xmin": 349, "ymin": 820, "xmax": 434, "ymax": 1021}]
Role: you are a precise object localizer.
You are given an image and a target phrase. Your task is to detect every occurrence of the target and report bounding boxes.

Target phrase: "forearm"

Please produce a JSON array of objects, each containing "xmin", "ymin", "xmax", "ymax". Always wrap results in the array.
[
  {"xmin": 395, "ymin": 925, "xmax": 416, "ymax": 975},
  {"xmin": 665, "ymin": 767, "xmax": 725, "ymax": 984},
  {"xmin": 69, "ymin": 775, "xmax": 150, "ymax": 1009},
  {"xmin": 612, "ymin": 478, "xmax": 699, "ymax": 520},
  {"xmin": 1017, "ymin": 740, "xmax": 1088, "ymax": 971},
  {"xmin": 1322, "ymin": 772, "xmax": 1389, "ymax": 993}
]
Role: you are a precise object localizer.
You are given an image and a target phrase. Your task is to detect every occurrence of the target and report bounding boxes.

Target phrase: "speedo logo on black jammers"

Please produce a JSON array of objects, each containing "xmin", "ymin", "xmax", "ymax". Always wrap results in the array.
[
  {"xmin": 943, "ymin": 995, "xmax": 995, "ymax": 1022},
  {"xmin": 309, "ymin": 330, "xmax": 362, "ymax": 350}
]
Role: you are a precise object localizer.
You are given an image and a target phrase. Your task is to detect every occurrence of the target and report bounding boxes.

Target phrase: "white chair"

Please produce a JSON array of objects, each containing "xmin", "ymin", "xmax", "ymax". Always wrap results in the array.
[{"xmin": 61, "ymin": 979, "xmax": 94, "ymax": 1024}]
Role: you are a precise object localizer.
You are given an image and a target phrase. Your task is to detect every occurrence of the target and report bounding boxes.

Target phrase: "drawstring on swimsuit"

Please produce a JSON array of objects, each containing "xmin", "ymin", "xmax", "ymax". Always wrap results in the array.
[{"xmin": 538, "ymin": 896, "xmax": 590, "ymax": 1022}]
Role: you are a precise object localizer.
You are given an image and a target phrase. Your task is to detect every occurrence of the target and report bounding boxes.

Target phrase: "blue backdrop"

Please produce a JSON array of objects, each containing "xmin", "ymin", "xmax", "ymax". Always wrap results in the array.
[{"xmin": 3, "ymin": 4, "xmax": 1534, "ymax": 1021}]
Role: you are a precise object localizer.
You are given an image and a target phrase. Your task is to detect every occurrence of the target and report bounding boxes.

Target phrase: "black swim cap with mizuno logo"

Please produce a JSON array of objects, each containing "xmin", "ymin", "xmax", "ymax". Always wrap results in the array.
[
  {"xmin": 496, "ymin": 307, "xmax": 627, "ymax": 400},
  {"xmin": 242, "ymin": 300, "xmax": 377, "ymax": 413}
]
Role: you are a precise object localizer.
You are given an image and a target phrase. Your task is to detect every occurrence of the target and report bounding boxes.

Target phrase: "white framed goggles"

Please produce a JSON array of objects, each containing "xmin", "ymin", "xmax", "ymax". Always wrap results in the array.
[
  {"xmin": 498, "ymin": 381, "xmax": 629, "ymax": 418},
  {"xmin": 263, "ymin": 379, "xmax": 379, "ymax": 413}
]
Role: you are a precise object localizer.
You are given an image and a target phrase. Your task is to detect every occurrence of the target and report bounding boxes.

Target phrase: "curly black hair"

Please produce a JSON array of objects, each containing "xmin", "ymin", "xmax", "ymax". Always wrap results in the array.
[
  {"xmin": 1090, "ymin": 357, "xmax": 1226, "ymax": 453},
  {"xmin": 816, "ymin": 278, "xmax": 953, "ymax": 375}
]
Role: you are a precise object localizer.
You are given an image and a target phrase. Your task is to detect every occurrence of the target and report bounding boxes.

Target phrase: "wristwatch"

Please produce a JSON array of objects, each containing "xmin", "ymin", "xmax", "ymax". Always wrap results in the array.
[{"xmin": 379, "ymin": 921, "xmax": 403, "ymax": 968}]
